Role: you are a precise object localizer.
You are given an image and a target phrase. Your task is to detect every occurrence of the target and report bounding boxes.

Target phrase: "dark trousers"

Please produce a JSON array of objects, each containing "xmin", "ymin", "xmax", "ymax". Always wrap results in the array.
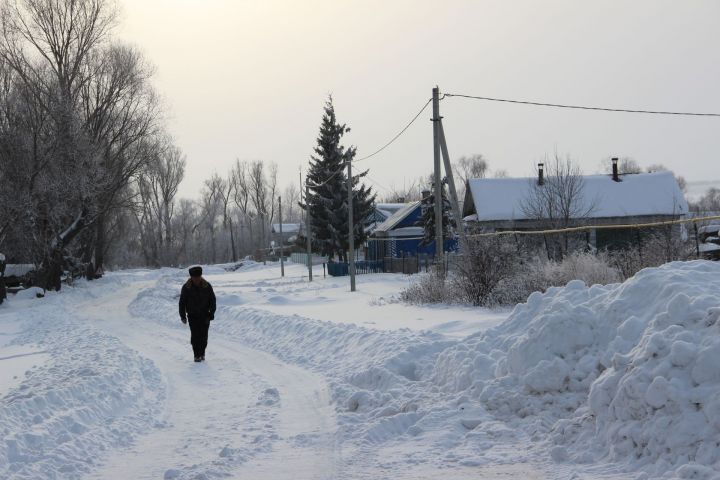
[{"xmin": 188, "ymin": 318, "xmax": 210, "ymax": 358}]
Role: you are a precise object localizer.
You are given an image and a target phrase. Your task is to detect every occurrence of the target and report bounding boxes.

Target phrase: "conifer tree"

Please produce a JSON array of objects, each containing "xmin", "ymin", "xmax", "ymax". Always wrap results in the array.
[
  {"xmin": 304, "ymin": 97, "xmax": 375, "ymax": 261},
  {"xmin": 419, "ymin": 180, "xmax": 456, "ymax": 248}
]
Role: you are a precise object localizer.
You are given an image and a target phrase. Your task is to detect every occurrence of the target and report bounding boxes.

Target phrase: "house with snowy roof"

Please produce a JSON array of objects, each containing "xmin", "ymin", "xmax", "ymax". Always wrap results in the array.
[
  {"xmin": 462, "ymin": 161, "xmax": 688, "ymax": 250},
  {"xmin": 271, "ymin": 223, "xmax": 303, "ymax": 247},
  {"xmin": 365, "ymin": 203, "xmax": 407, "ymax": 235},
  {"xmin": 367, "ymin": 198, "xmax": 457, "ymax": 259}
]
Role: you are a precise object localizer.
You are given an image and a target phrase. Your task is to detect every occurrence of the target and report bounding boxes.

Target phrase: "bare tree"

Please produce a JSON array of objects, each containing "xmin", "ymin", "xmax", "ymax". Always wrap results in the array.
[
  {"xmin": 217, "ymin": 173, "xmax": 237, "ymax": 262},
  {"xmin": 282, "ymin": 183, "xmax": 301, "ymax": 223},
  {"xmin": 133, "ymin": 138, "xmax": 185, "ymax": 265},
  {"xmin": 175, "ymin": 198, "xmax": 198, "ymax": 264},
  {"xmin": 694, "ymin": 187, "xmax": 720, "ymax": 213},
  {"xmin": 248, "ymin": 160, "xmax": 277, "ymax": 250},
  {"xmin": 454, "ymin": 154, "xmax": 488, "ymax": 184},
  {"xmin": 521, "ymin": 153, "xmax": 597, "ymax": 259},
  {"xmin": 231, "ymin": 159, "xmax": 253, "ymax": 254},
  {"xmin": 201, "ymin": 174, "xmax": 223, "ymax": 264},
  {"xmin": 0, "ymin": 0, "xmax": 163, "ymax": 288},
  {"xmin": 646, "ymin": 163, "xmax": 687, "ymax": 193},
  {"xmin": 383, "ymin": 174, "xmax": 433, "ymax": 203}
]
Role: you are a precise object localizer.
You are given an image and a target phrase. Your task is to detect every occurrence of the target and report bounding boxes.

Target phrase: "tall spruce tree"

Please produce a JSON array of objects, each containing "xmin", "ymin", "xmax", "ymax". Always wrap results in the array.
[
  {"xmin": 419, "ymin": 181, "xmax": 456, "ymax": 247},
  {"xmin": 304, "ymin": 97, "xmax": 375, "ymax": 261}
]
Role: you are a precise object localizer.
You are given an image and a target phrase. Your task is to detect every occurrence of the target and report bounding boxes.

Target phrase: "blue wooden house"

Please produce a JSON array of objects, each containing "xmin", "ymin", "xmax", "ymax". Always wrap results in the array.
[{"xmin": 367, "ymin": 201, "xmax": 457, "ymax": 259}]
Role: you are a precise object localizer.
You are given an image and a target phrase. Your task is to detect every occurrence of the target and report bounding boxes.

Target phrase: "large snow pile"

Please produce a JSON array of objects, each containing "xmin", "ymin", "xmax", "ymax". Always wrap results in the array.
[{"xmin": 432, "ymin": 261, "xmax": 720, "ymax": 478}]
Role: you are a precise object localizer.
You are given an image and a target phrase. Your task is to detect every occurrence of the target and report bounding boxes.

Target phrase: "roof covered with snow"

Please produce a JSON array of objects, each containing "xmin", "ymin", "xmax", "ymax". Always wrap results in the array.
[
  {"xmin": 372, "ymin": 201, "xmax": 421, "ymax": 234},
  {"xmin": 375, "ymin": 203, "xmax": 406, "ymax": 218},
  {"xmin": 3, "ymin": 264, "xmax": 35, "ymax": 277},
  {"xmin": 464, "ymin": 171, "xmax": 688, "ymax": 222},
  {"xmin": 271, "ymin": 223, "xmax": 301, "ymax": 233}
]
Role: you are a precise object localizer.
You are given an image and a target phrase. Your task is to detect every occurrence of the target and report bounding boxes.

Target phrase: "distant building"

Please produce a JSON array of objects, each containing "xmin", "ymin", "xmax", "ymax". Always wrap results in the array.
[
  {"xmin": 365, "ymin": 203, "xmax": 407, "ymax": 235},
  {"xmin": 462, "ymin": 168, "xmax": 688, "ymax": 250},
  {"xmin": 271, "ymin": 223, "xmax": 303, "ymax": 247},
  {"xmin": 368, "ymin": 201, "xmax": 457, "ymax": 258}
]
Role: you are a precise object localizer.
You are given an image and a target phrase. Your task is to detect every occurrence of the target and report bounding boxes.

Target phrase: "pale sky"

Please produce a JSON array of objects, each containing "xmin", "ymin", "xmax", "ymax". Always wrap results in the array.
[{"xmin": 116, "ymin": 0, "xmax": 720, "ymax": 200}]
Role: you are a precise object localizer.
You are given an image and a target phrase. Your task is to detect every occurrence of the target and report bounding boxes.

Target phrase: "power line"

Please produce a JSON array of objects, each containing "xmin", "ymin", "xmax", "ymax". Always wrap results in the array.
[
  {"xmin": 308, "ymin": 98, "xmax": 432, "ymax": 189},
  {"xmin": 306, "ymin": 163, "xmax": 346, "ymax": 189},
  {"xmin": 467, "ymin": 214, "xmax": 720, "ymax": 238},
  {"xmin": 365, "ymin": 174, "xmax": 392, "ymax": 193},
  {"xmin": 442, "ymin": 93, "xmax": 720, "ymax": 117},
  {"xmin": 355, "ymin": 98, "xmax": 432, "ymax": 162}
]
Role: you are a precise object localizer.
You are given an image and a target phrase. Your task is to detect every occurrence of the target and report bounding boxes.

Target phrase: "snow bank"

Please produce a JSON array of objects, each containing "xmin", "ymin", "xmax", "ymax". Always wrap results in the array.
[
  {"xmin": 0, "ymin": 277, "xmax": 164, "ymax": 479},
  {"xmin": 432, "ymin": 261, "xmax": 720, "ymax": 478},
  {"xmin": 127, "ymin": 261, "xmax": 720, "ymax": 477}
]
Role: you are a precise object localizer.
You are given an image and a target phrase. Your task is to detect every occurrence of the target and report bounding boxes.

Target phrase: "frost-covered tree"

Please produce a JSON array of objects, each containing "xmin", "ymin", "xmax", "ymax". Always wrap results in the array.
[
  {"xmin": 521, "ymin": 154, "xmax": 598, "ymax": 260},
  {"xmin": 0, "ymin": 0, "xmax": 162, "ymax": 288},
  {"xmin": 304, "ymin": 96, "xmax": 374, "ymax": 261}
]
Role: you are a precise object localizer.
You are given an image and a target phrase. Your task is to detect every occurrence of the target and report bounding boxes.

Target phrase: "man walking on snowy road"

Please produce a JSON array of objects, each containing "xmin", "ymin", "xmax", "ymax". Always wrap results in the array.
[{"xmin": 179, "ymin": 266, "xmax": 216, "ymax": 362}]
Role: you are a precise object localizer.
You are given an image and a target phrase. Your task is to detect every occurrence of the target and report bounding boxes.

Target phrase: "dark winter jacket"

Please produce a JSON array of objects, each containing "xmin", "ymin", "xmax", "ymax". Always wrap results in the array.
[{"xmin": 179, "ymin": 278, "xmax": 216, "ymax": 321}]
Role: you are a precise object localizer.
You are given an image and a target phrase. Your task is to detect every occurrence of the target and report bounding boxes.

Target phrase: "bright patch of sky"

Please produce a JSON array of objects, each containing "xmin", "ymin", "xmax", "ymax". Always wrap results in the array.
[{"xmin": 116, "ymin": 0, "xmax": 720, "ymax": 199}]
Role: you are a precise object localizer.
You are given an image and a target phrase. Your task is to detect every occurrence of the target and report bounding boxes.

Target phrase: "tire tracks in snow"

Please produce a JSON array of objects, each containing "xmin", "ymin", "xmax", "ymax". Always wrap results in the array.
[{"xmin": 82, "ymin": 280, "xmax": 339, "ymax": 479}]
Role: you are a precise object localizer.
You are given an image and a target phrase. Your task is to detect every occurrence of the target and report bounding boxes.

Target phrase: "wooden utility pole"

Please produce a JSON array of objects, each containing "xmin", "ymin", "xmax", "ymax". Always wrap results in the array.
[
  {"xmin": 347, "ymin": 160, "xmax": 356, "ymax": 291},
  {"xmin": 305, "ymin": 183, "xmax": 313, "ymax": 281},
  {"xmin": 438, "ymin": 121, "xmax": 467, "ymax": 252},
  {"xmin": 432, "ymin": 87, "xmax": 444, "ymax": 270},
  {"xmin": 279, "ymin": 196, "xmax": 285, "ymax": 277}
]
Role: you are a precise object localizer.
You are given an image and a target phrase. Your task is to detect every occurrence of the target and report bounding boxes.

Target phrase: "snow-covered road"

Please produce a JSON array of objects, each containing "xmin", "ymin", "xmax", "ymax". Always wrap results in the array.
[
  {"xmin": 80, "ymin": 281, "xmax": 338, "ymax": 480},
  {"xmin": 12, "ymin": 260, "xmax": 716, "ymax": 479}
]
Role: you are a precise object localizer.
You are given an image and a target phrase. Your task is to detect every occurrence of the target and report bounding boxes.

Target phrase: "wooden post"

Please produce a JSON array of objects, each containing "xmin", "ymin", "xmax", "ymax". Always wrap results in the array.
[
  {"xmin": 306, "ymin": 183, "xmax": 313, "ymax": 281},
  {"xmin": 438, "ymin": 120, "xmax": 467, "ymax": 253},
  {"xmin": 347, "ymin": 159, "xmax": 356, "ymax": 292},
  {"xmin": 279, "ymin": 196, "xmax": 284, "ymax": 277},
  {"xmin": 432, "ymin": 87, "xmax": 444, "ymax": 272}
]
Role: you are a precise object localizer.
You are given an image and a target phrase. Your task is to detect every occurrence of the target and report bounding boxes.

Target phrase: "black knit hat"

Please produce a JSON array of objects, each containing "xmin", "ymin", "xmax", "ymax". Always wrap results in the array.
[{"xmin": 188, "ymin": 266, "xmax": 202, "ymax": 277}]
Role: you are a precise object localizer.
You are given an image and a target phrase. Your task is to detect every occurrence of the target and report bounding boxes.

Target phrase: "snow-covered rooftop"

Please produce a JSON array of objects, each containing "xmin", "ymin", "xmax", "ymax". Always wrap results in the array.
[
  {"xmin": 698, "ymin": 224, "xmax": 720, "ymax": 235},
  {"xmin": 372, "ymin": 201, "xmax": 420, "ymax": 234},
  {"xmin": 464, "ymin": 171, "xmax": 688, "ymax": 222},
  {"xmin": 3, "ymin": 264, "xmax": 34, "ymax": 277},
  {"xmin": 271, "ymin": 223, "xmax": 301, "ymax": 233},
  {"xmin": 375, "ymin": 203, "xmax": 406, "ymax": 219}
]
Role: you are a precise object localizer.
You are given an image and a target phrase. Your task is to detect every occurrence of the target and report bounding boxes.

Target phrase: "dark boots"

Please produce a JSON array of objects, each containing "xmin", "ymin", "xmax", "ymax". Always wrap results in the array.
[{"xmin": 189, "ymin": 318, "xmax": 209, "ymax": 362}]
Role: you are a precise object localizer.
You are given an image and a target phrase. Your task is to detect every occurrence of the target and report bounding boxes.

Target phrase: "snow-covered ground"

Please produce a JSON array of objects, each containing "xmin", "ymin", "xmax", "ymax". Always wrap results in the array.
[{"xmin": 1, "ymin": 260, "xmax": 720, "ymax": 479}]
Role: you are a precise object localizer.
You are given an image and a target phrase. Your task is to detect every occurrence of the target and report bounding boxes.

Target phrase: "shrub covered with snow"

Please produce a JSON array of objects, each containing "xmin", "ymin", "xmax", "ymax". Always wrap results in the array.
[
  {"xmin": 490, "ymin": 252, "xmax": 621, "ymax": 306},
  {"xmin": 431, "ymin": 261, "xmax": 720, "ymax": 478},
  {"xmin": 402, "ymin": 250, "xmax": 622, "ymax": 307},
  {"xmin": 399, "ymin": 266, "xmax": 455, "ymax": 304}
]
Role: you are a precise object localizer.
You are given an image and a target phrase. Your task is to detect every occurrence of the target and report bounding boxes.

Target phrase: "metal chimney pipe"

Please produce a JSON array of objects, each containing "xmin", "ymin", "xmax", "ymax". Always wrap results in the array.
[
  {"xmin": 612, "ymin": 157, "xmax": 619, "ymax": 182},
  {"xmin": 538, "ymin": 163, "xmax": 545, "ymax": 185}
]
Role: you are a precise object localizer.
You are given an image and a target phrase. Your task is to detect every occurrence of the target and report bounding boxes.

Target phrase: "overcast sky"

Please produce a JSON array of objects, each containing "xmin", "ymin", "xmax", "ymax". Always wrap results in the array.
[{"xmin": 116, "ymin": 0, "xmax": 720, "ymax": 200}]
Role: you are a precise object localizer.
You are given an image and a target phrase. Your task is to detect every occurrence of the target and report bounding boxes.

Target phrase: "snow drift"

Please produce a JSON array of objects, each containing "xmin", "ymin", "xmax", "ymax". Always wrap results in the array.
[
  {"xmin": 433, "ymin": 261, "xmax": 720, "ymax": 478},
  {"xmin": 0, "ymin": 279, "xmax": 164, "ymax": 480}
]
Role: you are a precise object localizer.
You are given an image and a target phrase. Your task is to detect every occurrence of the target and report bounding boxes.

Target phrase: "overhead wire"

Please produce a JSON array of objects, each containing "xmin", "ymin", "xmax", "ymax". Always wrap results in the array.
[
  {"xmin": 354, "ymin": 98, "xmax": 432, "ymax": 162},
  {"xmin": 441, "ymin": 93, "xmax": 720, "ymax": 117},
  {"xmin": 306, "ymin": 97, "xmax": 432, "ymax": 189},
  {"xmin": 365, "ymin": 174, "xmax": 392, "ymax": 193}
]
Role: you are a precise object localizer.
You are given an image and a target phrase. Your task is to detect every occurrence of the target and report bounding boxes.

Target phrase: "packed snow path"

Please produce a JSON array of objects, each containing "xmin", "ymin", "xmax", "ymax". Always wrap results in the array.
[{"xmin": 82, "ymin": 281, "xmax": 339, "ymax": 480}]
